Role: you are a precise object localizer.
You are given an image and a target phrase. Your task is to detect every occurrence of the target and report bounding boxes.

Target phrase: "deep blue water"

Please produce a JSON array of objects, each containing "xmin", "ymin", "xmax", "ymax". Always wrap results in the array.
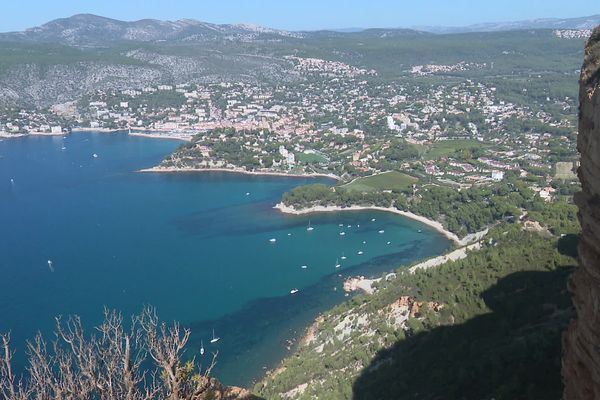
[{"xmin": 0, "ymin": 132, "xmax": 451, "ymax": 385}]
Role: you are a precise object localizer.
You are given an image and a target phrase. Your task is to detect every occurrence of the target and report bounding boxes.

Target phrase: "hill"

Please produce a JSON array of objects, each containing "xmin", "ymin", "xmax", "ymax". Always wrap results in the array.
[{"xmin": 256, "ymin": 215, "xmax": 579, "ymax": 399}]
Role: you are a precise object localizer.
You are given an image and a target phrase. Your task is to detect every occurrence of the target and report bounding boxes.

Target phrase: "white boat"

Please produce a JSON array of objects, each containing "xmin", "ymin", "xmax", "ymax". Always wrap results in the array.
[
  {"xmin": 61, "ymin": 146, "xmax": 67, "ymax": 150},
  {"xmin": 357, "ymin": 251, "xmax": 364, "ymax": 255},
  {"xmin": 371, "ymin": 218, "xmax": 376, "ymax": 222},
  {"xmin": 287, "ymin": 233, "xmax": 292, "ymax": 236},
  {"xmin": 200, "ymin": 340, "xmax": 205, "ymax": 355},
  {"xmin": 301, "ymin": 265, "xmax": 308, "ymax": 269},
  {"xmin": 362, "ymin": 240, "xmax": 367, "ymax": 244},
  {"xmin": 92, "ymin": 153, "xmax": 98, "ymax": 158},
  {"xmin": 269, "ymin": 238, "xmax": 277, "ymax": 243},
  {"xmin": 378, "ymin": 230, "xmax": 385, "ymax": 234},
  {"xmin": 340, "ymin": 253, "xmax": 347, "ymax": 260},
  {"xmin": 290, "ymin": 288, "xmax": 299, "ymax": 294},
  {"xmin": 307, "ymin": 221, "xmax": 314, "ymax": 231},
  {"xmin": 339, "ymin": 223, "xmax": 344, "ymax": 227},
  {"xmin": 418, "ymin": 229, "xmax": 422, "ymax": 233},
  {"xmin": 339, "ymin": 231, "xmax": 346, "ymax": 236},
  {"xmin": 347, "ymin": 225, "xmax": 351, "ymax": 228},
  {"xmin": 335, "ymin": 258, "xmax": 341, "ymax": 269},
  {"xmin": 387, "ymin": 241, "xmax": 391, "ymax": 245},
  {"xmin": 10, "ymin": 178, "xmax": 14, "ymax": 183},
  {"xmin": 210, "ymin": 329, "xmax": 220, "ymax": 344},
  {"xmin": 47, "ymin": 260, "xmax": 55, "ymax": 272},
  {"xmin": 246, "ymin": 192, "xmax": 250, "ymax": 196}
]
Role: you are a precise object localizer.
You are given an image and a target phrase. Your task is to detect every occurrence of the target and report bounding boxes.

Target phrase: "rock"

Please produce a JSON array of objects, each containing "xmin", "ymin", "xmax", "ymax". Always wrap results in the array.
[{"xmin": 562, "ymin": 26, "xmax": 600, "ymax": 400}]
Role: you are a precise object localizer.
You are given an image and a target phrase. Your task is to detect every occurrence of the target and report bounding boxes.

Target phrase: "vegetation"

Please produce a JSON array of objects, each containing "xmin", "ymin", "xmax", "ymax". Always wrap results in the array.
[
  {"xmin": 422, "ymin": 139, "xmax": 487, "ymax": 160},
  {"xmin": 0, "ymin": 307, "xmax": 232, "ymax": 400},
  {"xmin": 342, "ymin": 171, "xmax": 418, "ymax": 193},
  {"xmin": 257, "ymin": 219, "xmax": 578, "ymax": 399},
  {"xmin": 282, "ymin": 177, "xmax": 555, "ymax": 237}
]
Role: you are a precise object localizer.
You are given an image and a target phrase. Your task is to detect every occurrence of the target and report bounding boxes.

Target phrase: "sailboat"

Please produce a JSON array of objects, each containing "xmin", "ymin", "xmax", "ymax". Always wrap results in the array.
[
  {"xmin": 306, "ymin": 221, "xmax": 314, "ymax": 231},
  {"xmin": 200, "ymin": 340, "xmax": 205, "ymax": 355},
  {"xmin": 210, "ymin": 329, "xmax": 220, "ymax": 343},
  {"xmin": 335, "ymin": 258, "xmax": 341, "ymax": 268}
]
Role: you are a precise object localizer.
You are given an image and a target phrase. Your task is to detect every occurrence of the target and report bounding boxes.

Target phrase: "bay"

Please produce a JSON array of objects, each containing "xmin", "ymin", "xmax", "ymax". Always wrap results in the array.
[{"xmin": 0, "ymin": 131, "xmax": 451, "ymax": 385}]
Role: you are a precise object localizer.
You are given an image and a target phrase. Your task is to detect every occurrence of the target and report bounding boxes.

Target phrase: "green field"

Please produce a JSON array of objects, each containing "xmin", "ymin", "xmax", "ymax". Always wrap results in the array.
[
  {"xmin": 423, "ymin": 139, "xmax": 487, "ymax": 160},
  {"xmin": 296, "ymin": 151, "xmax": 328, "ymax": 164},
  {"xmin": 555, "ymin": 161, "xmax": 577, "ymax": 180},
  {"xmin": 343, "ymin": 171, "xmax": 418, "ymax": 192}
]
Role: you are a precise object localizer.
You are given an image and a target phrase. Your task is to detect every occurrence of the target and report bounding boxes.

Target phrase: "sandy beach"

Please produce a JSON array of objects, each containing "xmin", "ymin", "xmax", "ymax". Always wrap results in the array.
[
  {"xmin": 138, "ymin": 166, "xmax": 341, "ymax": 180},
  {"xmin": 274, "ymin": 203, "xmax": 463, "ymax": 244}
]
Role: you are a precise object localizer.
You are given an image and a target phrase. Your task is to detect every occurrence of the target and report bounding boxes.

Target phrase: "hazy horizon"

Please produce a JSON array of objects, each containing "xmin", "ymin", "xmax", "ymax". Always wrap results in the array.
[{"xmin": 1, "ymin": 0, "xmax": 599, "ymax": 33}]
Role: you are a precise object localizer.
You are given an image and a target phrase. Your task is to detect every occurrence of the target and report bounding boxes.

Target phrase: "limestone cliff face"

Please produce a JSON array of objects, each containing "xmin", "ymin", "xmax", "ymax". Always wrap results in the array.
[{"xmin": 563, "ymin": 26, "xmax": 600, "ymax": 400}]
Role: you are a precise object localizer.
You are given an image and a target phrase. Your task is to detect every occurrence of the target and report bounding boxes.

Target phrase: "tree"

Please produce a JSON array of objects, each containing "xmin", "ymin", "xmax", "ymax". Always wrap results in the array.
[{"xmin": 0, "ymin": 307, "xmax": 222, "ymax": 400}]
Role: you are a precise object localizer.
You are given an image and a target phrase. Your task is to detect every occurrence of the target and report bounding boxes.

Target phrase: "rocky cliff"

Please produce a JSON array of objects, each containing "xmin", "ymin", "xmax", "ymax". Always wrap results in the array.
[{"xmin": 563, "ymin": 26, "xmax": 600, "ymax": 399}]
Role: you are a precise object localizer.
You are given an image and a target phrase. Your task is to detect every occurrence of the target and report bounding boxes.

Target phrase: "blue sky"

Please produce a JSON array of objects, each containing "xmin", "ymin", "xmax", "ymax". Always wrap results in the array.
[{"xmin": 1, "ymin": 0, "xmax": 598, "ymax": 32}]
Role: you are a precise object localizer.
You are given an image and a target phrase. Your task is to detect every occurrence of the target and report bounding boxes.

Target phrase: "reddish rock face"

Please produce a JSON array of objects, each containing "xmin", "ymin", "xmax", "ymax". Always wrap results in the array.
[{"xmin": 563, "ymin": 26, "xmax": 600, "ymax": 400}]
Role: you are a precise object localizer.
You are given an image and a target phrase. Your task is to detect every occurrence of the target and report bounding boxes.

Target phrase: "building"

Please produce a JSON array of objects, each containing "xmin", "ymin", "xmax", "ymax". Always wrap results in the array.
[{"xmin": 491, "ymin": 170, "xmax": 504, "ymax": 181}]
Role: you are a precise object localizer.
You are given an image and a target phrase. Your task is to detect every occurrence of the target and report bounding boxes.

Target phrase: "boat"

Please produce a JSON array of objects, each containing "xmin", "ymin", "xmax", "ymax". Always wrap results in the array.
[
  {"xmin": 200, "ymin": 340, "xmax": 205, "ymax": 355},
  {"xmin": 246, "ymin": 192, "xmax": 250, "ymax": 196},
  {"xmin": 387, "ymin": 241, "xmax": 391, "ymax": 245},
  {"xmin": 347, "ymin": 225, "xmax": 351, "ymax": 228},
  {"xmin": 335, "ymin": 258, "xmax": 341, "ymax": 268},
  {"xmin": 47, "ymin": 260, "xmax": 55, "ymax": 272},
  {"xmin": 92, "ymin": 153, "xmax": 98, "ymax": 158},
  {"xmin": 306, "ymin": 221, "xmax": 314, "ymax": 231},
  {"xmin": 378, "ymin": 230, "xmax": 385, "ymax": 234},
  {"xmin": 301, "ymin": 265, "xmax": 308, "ymax": 269},
  {"xmin": 371, "ymin": 218, "xmax": 376, "ymax": 222},
  {"xmin": 269, "ymin": 238, "xmax": 277, "ymax": 243},
  {"xmin": 362, "ymin": 240, "xmax": 367, "ymax": 244},
  {"xmin": 287, "ymin": 233, "xmax": 292, "ymax": 236},
  {"xmin": 210, "ymin": 329, "xmax": 220, "ymax": 343},
  {"xmin": 357, "ymin": 251, "xmax": 364, "ymax": 255},
  {"xmin": 290, "ymin": 288, "xmax": 299, "ymax": 294},
  {"xmin": 339, "ymin": 231, "xmax": 346, "ymax": 236},
  {"xmin": 340, "ymin": 253, "xmax": 347, "ymax": 260},
  {"xmin": 418, "ymin": 229, "xmax": 422, "ymax": 233},
  {"xmin": 61, "ymin": 146, "xmax": 67, "ymax": 150},
  {"xmin": 338, "ymin": 223, "xmax": 344, "ymax": 227}
]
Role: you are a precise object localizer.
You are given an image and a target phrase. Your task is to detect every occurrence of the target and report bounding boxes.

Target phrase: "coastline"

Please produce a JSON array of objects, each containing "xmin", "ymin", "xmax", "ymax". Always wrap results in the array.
[
  {"xmin": 273, "ymin": 203, "xmax": 463, "ymax": 245},
  {"xmin": 138, "ymin": 166, "xmax": 341, "ymax": 180},
  {"xmin": 0, "ymin": 128, "xmax": 193, "ymax": 142}
]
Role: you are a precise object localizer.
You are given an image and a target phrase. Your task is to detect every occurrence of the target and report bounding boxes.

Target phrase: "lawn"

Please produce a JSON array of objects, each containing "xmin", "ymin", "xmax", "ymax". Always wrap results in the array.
[
  {"xmin": 554, "ymin": 161, "xmax": 577, "ymax": 180},
  {"xmin": 424, "ymin": 139, "xmax": 486, "ymax": 160},
  {"xmin": 296, "ymin": 151, "xmax": 329, "ymax": 164},
  {"xmin": 343, "ymin": 171, "xmax": 418, "ymax": 192}
]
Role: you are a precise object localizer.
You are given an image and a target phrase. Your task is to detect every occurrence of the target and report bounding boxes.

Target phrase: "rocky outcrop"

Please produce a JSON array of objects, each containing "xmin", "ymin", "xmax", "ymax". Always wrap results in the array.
[
  {"xmin": 203, "ymin": 378, "xmax": 263, "ymax": 400},
  {"xmin": 563, "ymin": 26, "xmax": 600, "ymax": 400}
]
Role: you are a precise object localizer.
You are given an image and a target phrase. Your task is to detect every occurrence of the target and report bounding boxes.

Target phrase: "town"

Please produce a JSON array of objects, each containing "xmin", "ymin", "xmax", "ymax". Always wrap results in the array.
[{"xmin": 0, "ymin": 49, "xmax": 580, "ymax": 200}]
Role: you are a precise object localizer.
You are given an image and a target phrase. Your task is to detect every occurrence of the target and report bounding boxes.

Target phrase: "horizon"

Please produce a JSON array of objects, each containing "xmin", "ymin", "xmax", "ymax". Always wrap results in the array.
[{"xmin": 1, "ymin": 0, "xmax": 599, "ymax": 33}]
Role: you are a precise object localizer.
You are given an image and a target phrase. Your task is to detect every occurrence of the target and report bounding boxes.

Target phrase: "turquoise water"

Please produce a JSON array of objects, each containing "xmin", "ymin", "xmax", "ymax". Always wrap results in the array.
[{"xmin": 0, "ymin": 132, "xmax": 451, "ymax": 385}]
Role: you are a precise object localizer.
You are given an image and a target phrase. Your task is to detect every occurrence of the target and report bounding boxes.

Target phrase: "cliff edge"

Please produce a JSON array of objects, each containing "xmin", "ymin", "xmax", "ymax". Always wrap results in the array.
[{"xmin": 563, "ymin": 26, "xmax": 600, "ymax": 400}]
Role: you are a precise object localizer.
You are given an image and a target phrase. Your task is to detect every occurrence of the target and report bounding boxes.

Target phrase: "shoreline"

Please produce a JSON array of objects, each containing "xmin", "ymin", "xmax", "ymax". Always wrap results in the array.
[
  {"xmin": 1, "ymin": 128, "xmax": 193, "ymax": 142},
  {"xmin": 138, "ymin": 166, "xmax": 341, "ymax": 180},
  {"xmin": 273, "ymin": 203, "xmax": 463, "ymax": 244}
]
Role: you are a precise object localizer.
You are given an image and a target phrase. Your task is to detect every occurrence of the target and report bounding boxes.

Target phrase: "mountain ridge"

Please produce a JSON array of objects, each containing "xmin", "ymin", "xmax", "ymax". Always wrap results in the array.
[{"xmin": 1, "ymin": 13, "xmax": 599, "ymax": 45}]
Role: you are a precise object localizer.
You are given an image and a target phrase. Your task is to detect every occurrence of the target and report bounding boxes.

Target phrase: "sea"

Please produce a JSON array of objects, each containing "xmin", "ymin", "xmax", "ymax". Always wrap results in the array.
[{"xmin": 0, "ymin": 131, "xmax": 451, "ymax": 386}]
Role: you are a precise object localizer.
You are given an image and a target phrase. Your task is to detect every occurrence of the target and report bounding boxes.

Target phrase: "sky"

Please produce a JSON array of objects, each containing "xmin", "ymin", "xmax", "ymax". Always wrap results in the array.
[{"xmin": 1, "ymin": 0, "xmax": 599, "ymax": 32}]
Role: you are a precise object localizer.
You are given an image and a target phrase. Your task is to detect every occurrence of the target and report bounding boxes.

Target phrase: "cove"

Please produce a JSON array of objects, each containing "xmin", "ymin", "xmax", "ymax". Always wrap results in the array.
[{"xmin": 0, "ymin": 132, "xmax": 451, "ymax": 385}]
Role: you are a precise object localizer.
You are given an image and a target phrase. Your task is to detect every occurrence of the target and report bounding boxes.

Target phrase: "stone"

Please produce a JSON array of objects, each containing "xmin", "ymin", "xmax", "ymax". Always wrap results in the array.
[{"xmin": 562, "ymin": 25, "xmax": 600, "ymax": 400}]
